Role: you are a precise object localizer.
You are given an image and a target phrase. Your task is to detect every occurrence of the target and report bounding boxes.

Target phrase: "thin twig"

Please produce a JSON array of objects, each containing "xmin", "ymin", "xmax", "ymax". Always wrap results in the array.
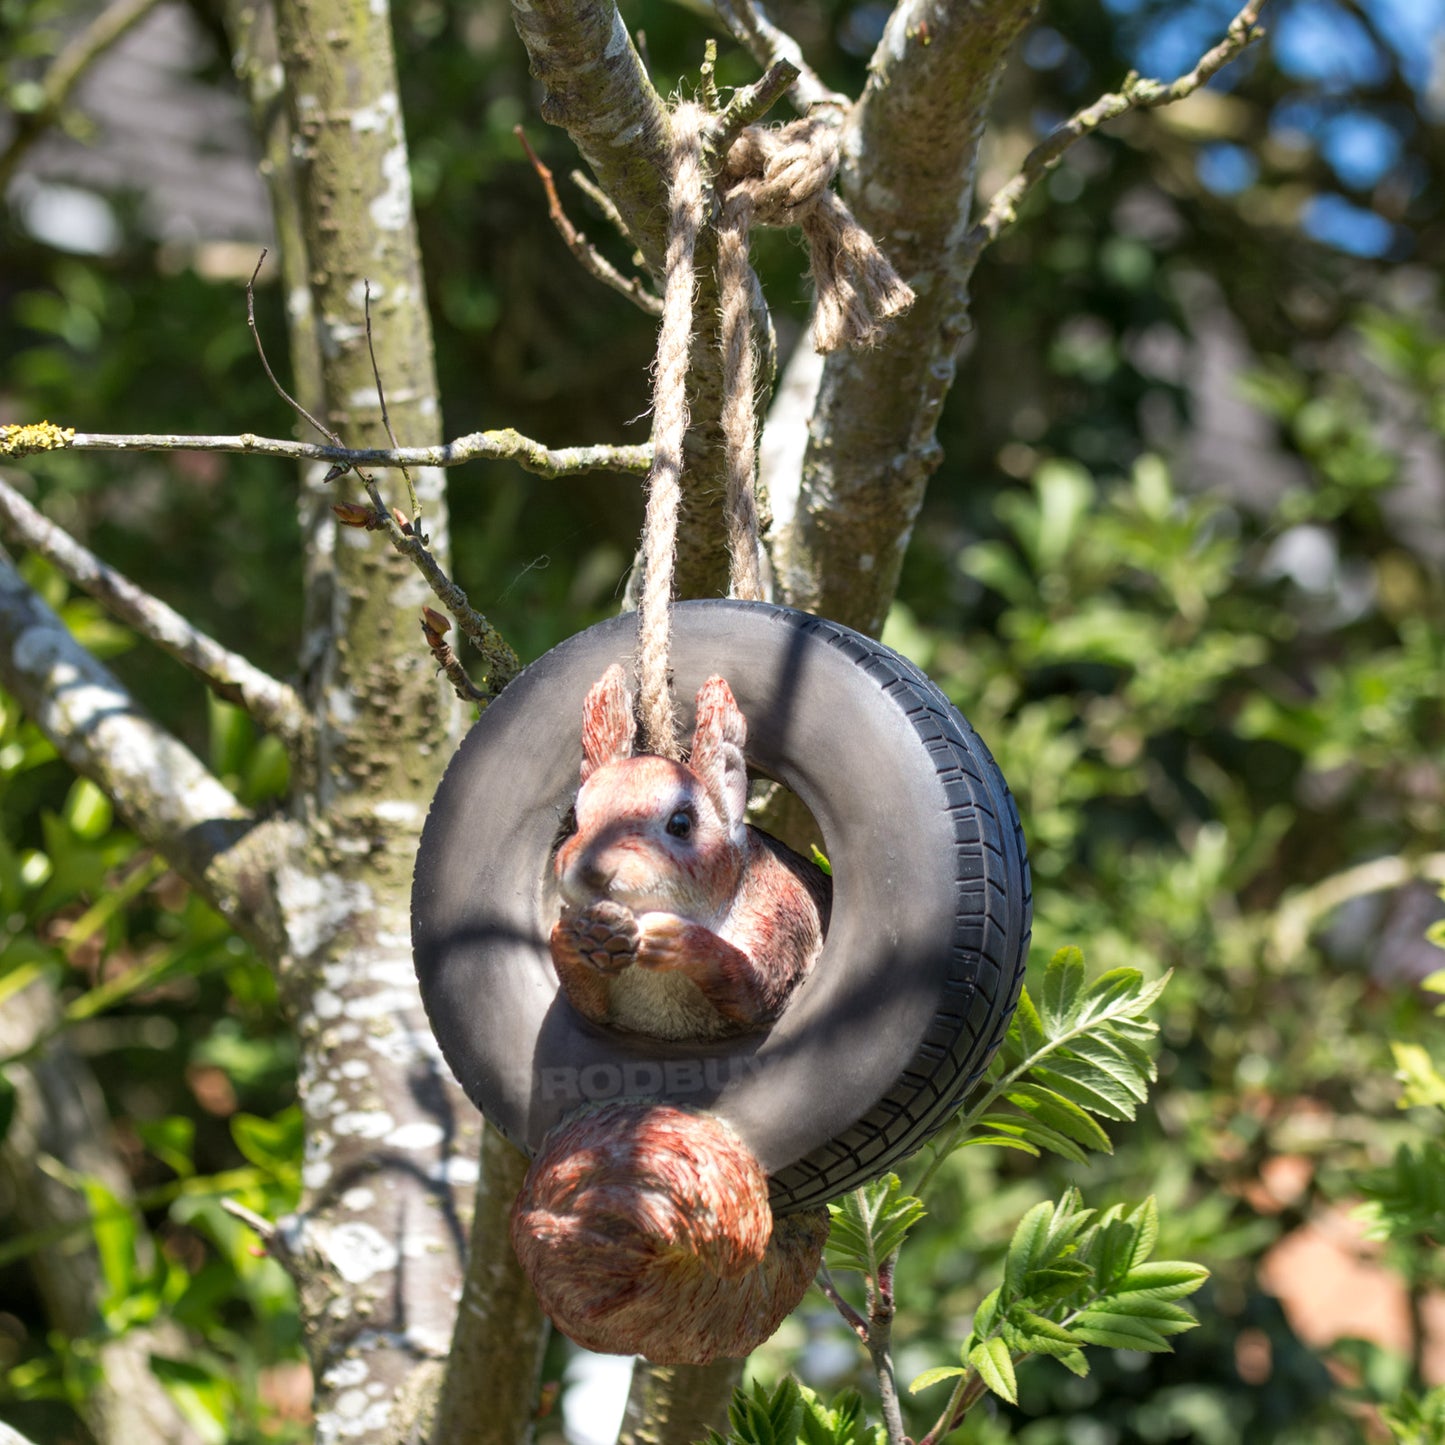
[
  {"xmin": 570, "ymin": 169, "xmax": 640, "ymax": 251},
  {"xmin": 332, "ymin": 504, "xmax": 519, "ymax": 694},
  {"xmin": 961, "ymin": 0, "xmax": 1269, "ymax": 269},
  {"xmin": 866, "ymin": 1253, "xmax": 907, "ymax": 1445},
  {"xmin": 246, "ymin": 251, "xmax": 339, "ymax": 445},
  {"xmin": 220, "ymin": 1197, "xmax": 276, "ymax": 1241},
  {"xmin": 421, "ymin": 606, "xmax": 487, "ymax": 705},
  {"xmin": 0, "ymin": 477, "xmax": 310, "ymax": 749},
  {"xmin": 515, "ymin": 127, "xmax": 664, "ymax": 316},
  {"xmin": 363, "ymin": 281, "xmax": 420, "ymax": 520},
  {"xmin": 815, "ymin": 1262, "xmax": 869, "ymax": 1342},
  {"xmin": 712, "ymin": 0, "xmax": 847, "ymax": 115},
  {"xmin": 0, "ymin": 423, "xmax": 651, "ymax": 477},
  {"xmin": 0, "ymin": 0, "xmax": 166, "ymax": 190}
]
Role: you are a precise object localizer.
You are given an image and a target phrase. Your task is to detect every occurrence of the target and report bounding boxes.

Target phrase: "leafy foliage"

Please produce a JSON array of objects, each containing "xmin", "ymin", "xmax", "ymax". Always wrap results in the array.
[
  {"xmin": 924, "ymin": 947, "xmax": 1167, "ymax": 1169},
  {"xmin": 825, "ymin": 1174, "xmax": 925, "ymax": 1281},
  {"xmin": 705, "ymin": 1378, "xmax": 887, "ymax": 1445},
  {"xmin": 909, "ymin": 1191, "xmax": 1207, "ymax": 1409}
]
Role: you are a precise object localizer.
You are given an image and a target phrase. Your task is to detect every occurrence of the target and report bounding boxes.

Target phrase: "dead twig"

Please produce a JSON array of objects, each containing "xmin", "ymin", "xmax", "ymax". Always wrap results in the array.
[
  {"xmin": 330, "ymin": 505, "xmax": 519, "ymax": 695},
  {"xmin": 962, "ymin": 0, "xmax": 1269, "ymax": 269},
  {"xmin": 515, "ymin": 126, "xmax": 664, "ymax": 316},
  {"xmin": 363, "ymin": 280, "xmax": 420, "ymax": 521},
  {"xmin": 246, "ymin": 251, "xmax": 339, "ymax": 447}
]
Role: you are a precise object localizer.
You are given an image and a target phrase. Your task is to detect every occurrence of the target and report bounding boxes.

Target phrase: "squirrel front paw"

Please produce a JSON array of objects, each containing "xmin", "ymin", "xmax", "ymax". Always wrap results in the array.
[{"xmin": 561, "ymin": 900, "xmax": 640, "ymax": 975}]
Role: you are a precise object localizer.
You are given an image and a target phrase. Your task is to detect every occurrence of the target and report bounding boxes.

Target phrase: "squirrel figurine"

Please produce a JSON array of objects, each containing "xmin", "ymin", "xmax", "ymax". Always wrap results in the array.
[
  {"xmin": 549, "ymin": 664, "xmax": 831, "ymax": 1040},
  {"xmin": 514, "ymin": 665, "xmax": 834, "ymax": 1363}
]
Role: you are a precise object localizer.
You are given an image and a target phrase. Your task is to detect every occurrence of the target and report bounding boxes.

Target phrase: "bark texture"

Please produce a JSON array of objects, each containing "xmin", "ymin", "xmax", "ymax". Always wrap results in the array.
[
  {"xmin": 429, "ymin": 1126, "xmax": 549, "ymax": 1445},
  {"xmin": 769, "ymin": 0, "xmax": 1042, "ymax": 636},
  {"xmin": 262, "ymin": 0, "xmax": 478, "ymax": 1438}
]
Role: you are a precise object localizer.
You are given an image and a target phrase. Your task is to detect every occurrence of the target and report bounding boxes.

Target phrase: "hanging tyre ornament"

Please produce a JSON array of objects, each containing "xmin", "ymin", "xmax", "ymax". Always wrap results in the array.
[
  {"xmin": 412, "ymin": 98, "xmax": 1032, "ymax": 1364},
  {"xmin": 412, "ymin": 599, "xmax": 1032, "ymax": 1213}
]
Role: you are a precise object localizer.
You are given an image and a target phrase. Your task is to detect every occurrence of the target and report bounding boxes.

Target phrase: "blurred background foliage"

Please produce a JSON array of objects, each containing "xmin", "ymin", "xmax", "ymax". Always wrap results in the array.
[{"xmin": 1, "ymin": 0, "xmax": 1444, "ymax": 1440}]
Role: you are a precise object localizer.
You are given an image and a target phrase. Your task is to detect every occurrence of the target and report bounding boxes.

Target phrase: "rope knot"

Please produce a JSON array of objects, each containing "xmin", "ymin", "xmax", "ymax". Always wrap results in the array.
[{"xmin": 719, "ymin": 114, "xmax": 914, "ymax": 353}]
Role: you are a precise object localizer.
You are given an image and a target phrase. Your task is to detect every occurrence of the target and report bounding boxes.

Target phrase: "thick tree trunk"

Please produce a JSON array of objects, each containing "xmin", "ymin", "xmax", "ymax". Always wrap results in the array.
[{"xmin": 260, "ymin": 0, "xmax": 479, "ymax": 1437}]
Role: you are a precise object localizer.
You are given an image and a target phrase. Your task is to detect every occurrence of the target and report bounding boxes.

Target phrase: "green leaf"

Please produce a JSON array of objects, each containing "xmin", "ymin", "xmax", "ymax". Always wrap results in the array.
[
  {"xmin": 229, "ymin": 1108, "xmax": 302, "ymax": 1187},
  {"xmin": 1124, "ymin": 1196, "xmax": 1160, "ymax": 1272},
  {"xmin": 1026, "ymin": 1262, "xmax": 1095, "ymax": 1302},
  {"xmin": 981, "ymin": 1107, "xmax": 1090, "ymax": 1164},
  {"xmin": 825, "ymin": 1175, "xmax": 925, "ymax": 1278},
  {"xmin": 1005, "ymin": 1199, "xmax": 1055, "ymax": 1298},
  {"xmin": 971, "ymin": 1285, "xmax": 1003, "ymax": 1337},
  {"xmin": 969, "ymin": 1336, "xmax": 1019, "ymax": 1404},
  {"xmin": 959, "ymin": 1126, "xmax": 1042, "ymax": 1157},
  {"xmin": 62, "ymin": 777, "xmax": 113, "ymax": 841},
  {"xmin": 1092, "ymin": 1296, "xmax": 1201, "ymax": 1330},
  {"xmin": 909, "ymin": 1365, "xmax": 968, "ymax": 1394},
  {"xmin": 79, "ymin": 1175, "xmax": 138, "ymax": 1319},
  {"xmin": 1002, "ymin": 1309, "xmax": 1083, "ymax": 1358},
  {"xmin": 1064, "ymin": 1034, "xmax": 1154, "ymax": 1101},
  {"xmin": 1070, "ymin": 1315, "xmax": 1176, "ymax": 1352},
  {"xmin": 1005, "ymin": 1081, "xmax": 1116, "ymax": 1152},
  {"xmin": 0, "ymin": 1074, "xmax": 15, "ymax": 1146},
  {"xmin": 1393, "ymin": 1042, "xmax": 1445, "ymax": 1110},
  {"xmin": 1011, "ymin": 987, "xmax": 1048, "ymax": 1056},
  {"xmin": 1115, "ymin": 1260, "xmax": 1210, "ymax": 1301},
  {"xmin": 1031, "ymin": 1062, "xmax": 1137, "ymax": 1122},
  {"xmin": 1075, "ymin": 967, "xmax": 1144, "ymax": 1020},
  {"xmin": 1040, "ymin": 946, "xmax": 1086, "ymax": 1033}
]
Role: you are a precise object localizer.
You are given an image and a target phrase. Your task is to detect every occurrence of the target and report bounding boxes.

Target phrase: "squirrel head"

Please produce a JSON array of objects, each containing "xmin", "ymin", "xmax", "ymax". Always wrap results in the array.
[{"xmin": 555, "ymin": 666, "xmax": 749, "ymax": 918}]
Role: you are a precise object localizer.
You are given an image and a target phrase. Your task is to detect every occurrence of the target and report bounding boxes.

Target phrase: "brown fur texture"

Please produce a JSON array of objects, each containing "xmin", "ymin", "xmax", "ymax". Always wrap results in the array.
[
  {"xmin": 551, "ymin": 666, "xmax": 830, "ymax": 1039},
  {"xmin": 511, "ymin": 1102, "xmax": 829, "ymax": 1363}
]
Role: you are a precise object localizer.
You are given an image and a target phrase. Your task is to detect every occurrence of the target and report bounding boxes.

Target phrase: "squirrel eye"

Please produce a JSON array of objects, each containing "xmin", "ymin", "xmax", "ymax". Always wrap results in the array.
[{"xmin": 665, "ymin": 808, "xmax": 694, "ymax": 840}]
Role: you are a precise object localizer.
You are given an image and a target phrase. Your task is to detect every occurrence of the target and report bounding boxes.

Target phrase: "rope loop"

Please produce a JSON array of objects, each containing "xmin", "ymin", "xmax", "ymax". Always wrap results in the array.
[{"xmin": 719, "ymin": 114, "xmax": 914, "ymax": 353}]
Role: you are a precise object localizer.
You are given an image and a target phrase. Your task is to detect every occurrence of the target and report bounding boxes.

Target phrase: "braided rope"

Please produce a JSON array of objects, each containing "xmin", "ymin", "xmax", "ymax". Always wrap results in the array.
[
  {"xmin": 633, "ymin": 98, "xmax": 915, "ymax": 757},
  {"xmin": 636, "ymin": 102, "xmax": 707, "ymax": 758}
]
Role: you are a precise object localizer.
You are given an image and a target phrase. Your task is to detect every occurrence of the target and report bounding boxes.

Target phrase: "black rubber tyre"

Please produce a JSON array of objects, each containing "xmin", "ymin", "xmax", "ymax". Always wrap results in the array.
[{"xmin": 412, "ymin": 600, "xmax": 1031, "ymax": 1213}]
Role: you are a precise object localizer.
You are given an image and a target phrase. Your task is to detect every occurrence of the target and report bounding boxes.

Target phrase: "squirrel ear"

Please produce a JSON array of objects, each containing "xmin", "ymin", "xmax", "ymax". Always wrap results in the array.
[
  {"xmin": 580, "ymin": 664, "xmax": 636, "ymax": 781},
  {"xmin": 689, "ymin": 675, "xmax": 749, "ymax": 835}
]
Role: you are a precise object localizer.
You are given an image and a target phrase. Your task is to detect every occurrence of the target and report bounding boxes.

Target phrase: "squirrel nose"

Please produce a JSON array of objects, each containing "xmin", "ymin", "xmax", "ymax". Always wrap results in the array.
[
  {"xmin": 574, "ymin": 858, "xmax": 612, "ymax": 893},
  {"xmin": 558, "ymin": 843, "xmax": 612, "ymax": 898}
]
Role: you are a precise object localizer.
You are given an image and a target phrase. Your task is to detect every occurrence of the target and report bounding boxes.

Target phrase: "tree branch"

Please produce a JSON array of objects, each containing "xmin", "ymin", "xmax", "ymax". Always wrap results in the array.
[
  {"xmin": 0, "ymin": 0, "xmax": 166, "ymax": 189},
  {"xmin": 429, "ymin": 1124, "xmax": 549, "ymax": 1445},
  {"xmin": 0, "ymin": 544, "xmax": 292, "ymax": 957},
  {"xmin": 768, "ymin": 0, "xmax": 1043, "ymax": 636},
  {"xmin": 0, "ymin": 476, "xmax": 310, "ymax": 749},
  {"xmin": 618, "ymin": 1359, "xmax": 747, "ymax": 1445},
  {"xmin": 0, "ymin": 422, "xmax": 650, "ymax": 478},
  {"xmin": 960, "ymin": 0, "xmax": 1268, "ymax": 269}
]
